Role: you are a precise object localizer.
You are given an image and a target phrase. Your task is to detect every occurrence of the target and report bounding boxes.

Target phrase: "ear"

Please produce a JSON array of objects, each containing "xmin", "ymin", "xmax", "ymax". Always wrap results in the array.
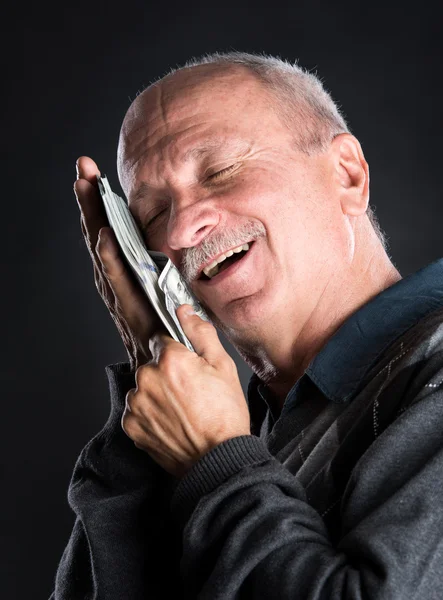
[{"xmin": 330, "ymin": 133, "xmax": 369, "ymax": 217}]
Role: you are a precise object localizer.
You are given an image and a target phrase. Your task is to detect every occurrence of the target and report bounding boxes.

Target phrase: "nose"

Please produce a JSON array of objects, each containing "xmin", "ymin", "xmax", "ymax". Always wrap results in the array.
[{"xmin": 166, "ymin": 191, "xmax": 221, "ymax": 250}]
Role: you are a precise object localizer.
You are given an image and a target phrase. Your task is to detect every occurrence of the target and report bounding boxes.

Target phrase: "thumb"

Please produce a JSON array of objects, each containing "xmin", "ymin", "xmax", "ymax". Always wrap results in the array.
[{"xmin": 176, "ymin": 304, "xmax": 224, "ymax": 364}]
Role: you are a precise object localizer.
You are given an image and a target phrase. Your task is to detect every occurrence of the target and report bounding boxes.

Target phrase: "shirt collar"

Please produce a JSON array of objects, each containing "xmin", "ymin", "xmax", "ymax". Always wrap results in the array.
[{"xmin": 248, "ymin": 258, "xmax": 443, "ymax": 416}]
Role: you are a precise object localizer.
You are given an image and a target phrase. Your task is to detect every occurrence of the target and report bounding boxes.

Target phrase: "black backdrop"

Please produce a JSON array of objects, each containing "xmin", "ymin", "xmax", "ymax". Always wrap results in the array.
[{"xmin": 5, "ymin": 1, "xmax": 443, "ymax": 597}]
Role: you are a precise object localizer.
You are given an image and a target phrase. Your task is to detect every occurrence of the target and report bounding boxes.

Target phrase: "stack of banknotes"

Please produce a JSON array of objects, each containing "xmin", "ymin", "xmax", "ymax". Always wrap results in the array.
[{"xmin": 97, "ymin": 175, "xmax": 211, "ymax": 352}]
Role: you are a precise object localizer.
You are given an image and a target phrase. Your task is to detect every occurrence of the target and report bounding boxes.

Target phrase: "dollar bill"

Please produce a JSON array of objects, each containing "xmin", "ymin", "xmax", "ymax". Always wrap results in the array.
[
  {"xmin": 96, "ymin": 174, "xmax": 212, "ymax": 352},
  {"xmin": 158, "ymin": 259, "xmax": 211, "ymax": 350}
]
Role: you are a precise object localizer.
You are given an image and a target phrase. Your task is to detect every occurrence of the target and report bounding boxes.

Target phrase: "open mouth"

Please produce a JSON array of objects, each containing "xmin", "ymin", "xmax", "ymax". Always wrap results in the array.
[{"xmin": 199, "ymin": 242, "xmax": 254, "ymax": 282}]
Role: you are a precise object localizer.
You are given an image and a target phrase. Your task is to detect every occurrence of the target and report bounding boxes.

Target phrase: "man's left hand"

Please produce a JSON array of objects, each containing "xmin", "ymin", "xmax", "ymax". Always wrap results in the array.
[{"xmin": 122, "ymin": 304, "xmax": 251, "ymax": 478}]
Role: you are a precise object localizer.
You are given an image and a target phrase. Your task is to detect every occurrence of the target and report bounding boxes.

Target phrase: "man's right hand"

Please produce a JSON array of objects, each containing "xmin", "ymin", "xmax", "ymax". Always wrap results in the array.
[{"xmin": 74, "ymin": 156, "xmax": 164, "ymax": 371}]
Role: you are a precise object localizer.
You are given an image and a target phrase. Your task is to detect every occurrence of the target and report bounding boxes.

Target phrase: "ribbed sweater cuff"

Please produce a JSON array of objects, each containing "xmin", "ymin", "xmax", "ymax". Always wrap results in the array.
[
  {"xmin": 105, "ymin": 362, "xmax": 136, "ymax": 409},
  {"xmin": 171, "ymin": 435, "xmax": 273, "ymax": 527}
]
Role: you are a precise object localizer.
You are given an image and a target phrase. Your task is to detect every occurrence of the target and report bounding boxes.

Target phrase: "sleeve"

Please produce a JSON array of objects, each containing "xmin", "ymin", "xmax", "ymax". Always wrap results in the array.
[
  {"xmin": 170, "ymin": 386, "xmax": 443, "ymax": 599},
  {"xmin": 50, "ymin": 362, "xmax": 183, "ymax": 600}
]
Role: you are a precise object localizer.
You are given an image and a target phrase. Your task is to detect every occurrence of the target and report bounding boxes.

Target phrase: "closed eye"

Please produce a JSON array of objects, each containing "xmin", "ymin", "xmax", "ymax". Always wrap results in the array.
[
  {"xmin": 146, "ymin": 208, "xmax": 167, "ymax": 228},
  {"xmin": 207, "ymin": 164, "xmax": 238, "ymax": 182},
  {"xmin": 145, "ymin": 164, "xmax": 239, "ymax": 228}
]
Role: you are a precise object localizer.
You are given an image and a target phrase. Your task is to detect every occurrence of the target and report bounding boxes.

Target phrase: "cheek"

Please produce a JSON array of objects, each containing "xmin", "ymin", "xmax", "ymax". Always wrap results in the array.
[{"xmin": 232, "ymin": 167, "xmax": 293, "ymax": 213}]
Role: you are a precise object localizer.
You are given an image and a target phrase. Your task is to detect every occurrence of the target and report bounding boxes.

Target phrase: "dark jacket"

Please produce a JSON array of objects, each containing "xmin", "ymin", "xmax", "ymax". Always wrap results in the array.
[{"xmin": 50, "ymin": 258, "xmax": 443, "ymax": 599}]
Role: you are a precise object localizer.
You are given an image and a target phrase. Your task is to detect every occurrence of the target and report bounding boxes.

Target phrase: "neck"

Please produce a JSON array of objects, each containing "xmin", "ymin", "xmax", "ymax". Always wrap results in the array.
[{"xmin": 227, "ymin": 245, "xmax": 402, "ymax": 418}]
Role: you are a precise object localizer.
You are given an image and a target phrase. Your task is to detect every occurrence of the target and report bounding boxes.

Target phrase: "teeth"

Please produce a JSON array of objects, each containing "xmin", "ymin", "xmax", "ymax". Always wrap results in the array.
[{"xmin": 202, "ymin": 243, "xmax": 250, "ymax": 278}]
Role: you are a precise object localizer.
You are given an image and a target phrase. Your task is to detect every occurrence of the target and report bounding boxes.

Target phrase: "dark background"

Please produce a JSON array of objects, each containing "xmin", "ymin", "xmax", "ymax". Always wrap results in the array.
[{"xmin": 5, "ymin": 1, "xmax": 443, "ymax": 597}]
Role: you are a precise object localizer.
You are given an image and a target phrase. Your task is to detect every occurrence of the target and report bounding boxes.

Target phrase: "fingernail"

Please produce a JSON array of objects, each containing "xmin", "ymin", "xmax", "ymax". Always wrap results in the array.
[
  {"xmin": 75, "ymin": 159, "xmax": 80, "ymax": 179},
  {"xmin": 184, "ymin": 305, "xmax": 196, "ymax": 316}
]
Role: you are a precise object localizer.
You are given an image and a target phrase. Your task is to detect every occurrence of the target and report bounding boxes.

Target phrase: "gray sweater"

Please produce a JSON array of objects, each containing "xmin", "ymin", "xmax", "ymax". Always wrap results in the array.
[{"xmin": 51, "ymin": 258, "xmax": 443, "ymax": 599}]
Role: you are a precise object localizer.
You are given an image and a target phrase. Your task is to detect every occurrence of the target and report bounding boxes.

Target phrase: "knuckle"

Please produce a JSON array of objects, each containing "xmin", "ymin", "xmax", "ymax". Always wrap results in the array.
[
  {"xmin": 96, "ymin": 253, "xmax": 109, "ymax": 276},
  {"xmin": 196, "ymin": 320, "xmax": 213, "ymax": 335},
  {"xmin": 121, "ymin": 410, "xmax": 135, "ymax": 438},
  {"xmin": 228, "ymin": 356, "xmax": 238, "ymax": 375},
  {"xmin": 95, "ymin": 236, "xmax": 102, "ymax": 256},
  {"xmin": 95, "ymin": 234, "xmax": 109, "ymax": 261},
  {"xmin": 124, "ymin": 389, "xmax": 134, "ymax": 411},
  {"xmin": 226, "ymin": 352, "xmax": 237, "ymax": 368},
  {"xmin": 224, "ymin": 353, "xmax": 234, "ymax": 368},
  {"xmin": 135, "ymin": 364, "xmax": 150, "ymax": 387},
  {"xmin": 157, "ymin": 347, "xmax": 175, "ymax": 370}
]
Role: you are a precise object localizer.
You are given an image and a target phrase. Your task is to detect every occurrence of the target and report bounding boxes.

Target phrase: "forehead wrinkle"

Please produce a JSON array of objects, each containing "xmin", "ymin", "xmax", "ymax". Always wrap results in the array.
[
  {"xmin": 181, "ymin": 138, "xmax": 250, "ymax": 163},
  {"xmin": 124, "ymin": 73, "xmax": 254, "ymax": 178},
  {"xmin": 129, "ymin": 136, "xmax": 252, "ymax": 208},
  {"xmin": 124, "ymin": 119, "xmax": 170, "ymax": 171},
  {"xmin": 124, "ymin": 74, "xmax": 258, "ymax": 204},
  {"xmin": 126, "ymin": 124, "xmax": 204, "ymax": 177},
  {"xmin": 120, "ymin": 66, "xmax": 264, "ymax": 191},
  {"xmin": 122, "ymin": 83, "xmax": 170, "ymax": 170}
]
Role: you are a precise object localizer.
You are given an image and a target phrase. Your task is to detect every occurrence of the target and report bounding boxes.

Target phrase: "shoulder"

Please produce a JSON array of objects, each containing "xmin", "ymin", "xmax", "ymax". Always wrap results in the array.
[{"xmin": 359, "ymin": 305, "xmax": 443, "ymax": 425}]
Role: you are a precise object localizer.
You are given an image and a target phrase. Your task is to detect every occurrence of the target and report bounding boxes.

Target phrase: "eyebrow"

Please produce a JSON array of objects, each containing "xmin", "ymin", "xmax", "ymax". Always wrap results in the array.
[
  {"xmin": 129, "ymin": 181, "xmax": 156, "ymax": 207},
  {"xmin": 129, "ymin": 138, "xmax": 250, "ymax": 207}
]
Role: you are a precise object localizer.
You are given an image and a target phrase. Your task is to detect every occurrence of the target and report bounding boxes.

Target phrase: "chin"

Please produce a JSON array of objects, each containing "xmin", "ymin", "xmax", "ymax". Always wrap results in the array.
[{"xmin": 213, "ymin": 294, "xmax": 271, "ymax": 337}]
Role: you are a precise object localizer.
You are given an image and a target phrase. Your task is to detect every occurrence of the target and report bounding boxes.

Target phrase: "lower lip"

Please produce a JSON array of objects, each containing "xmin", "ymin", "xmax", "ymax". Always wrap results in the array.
[{"xmin": 199, "ymin": 243, "xmax": 255, "ymax": 287}]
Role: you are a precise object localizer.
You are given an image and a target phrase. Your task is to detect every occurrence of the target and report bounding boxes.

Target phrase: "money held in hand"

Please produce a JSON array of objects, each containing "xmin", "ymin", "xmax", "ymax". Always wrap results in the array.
[{"xmin": 97, "ymin": 174, "xmax": 212, "ymax": 352}]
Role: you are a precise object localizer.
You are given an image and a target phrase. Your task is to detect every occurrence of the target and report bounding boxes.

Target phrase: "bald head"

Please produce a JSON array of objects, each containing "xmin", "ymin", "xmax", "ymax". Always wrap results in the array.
[{"xmin": 117, "ymin": 62, "xmax": 272, "ymax": 195}]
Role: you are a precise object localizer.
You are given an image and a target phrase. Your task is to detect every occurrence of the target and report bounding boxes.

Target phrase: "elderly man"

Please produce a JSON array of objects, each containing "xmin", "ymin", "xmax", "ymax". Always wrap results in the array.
[{"xmin": 50, "ymin": 53, "xmax": 443, "ymax": 599}]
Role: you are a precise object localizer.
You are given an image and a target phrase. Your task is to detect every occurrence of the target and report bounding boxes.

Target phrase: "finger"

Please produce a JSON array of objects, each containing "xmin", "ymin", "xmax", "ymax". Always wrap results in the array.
[
  {"xmin": 76, "ymin": 156, "xmax": 101, "ymax": 186},
  {"xmin": 81, "ymin": 214, "xmax": 113, "ymax": 305},
  {"xmin": 124, "ymin": 388, "xmax": 136, "ymax": 413},
  {"xmin": 121, "ymin": 405, "xmax": 139, "ymax": 440},
  {"xmin": 75, "ymin": 178, "xmax": 109, "ymax": 257},
  {"xmin": 93, "ymin": 258, "xmax": 116, "ymax": 306},
  {"xmin": 122, "ymin": 394, "xmax": 150, "ymax": 443},
  {"xmin": 176, "ymin": 304, "xmax": 224, "ymax": 364},
  {"xmin": 96, "ymin": 226, "xmax": 163, "ymax": 335},
  {"xmin": 148, "ymin": 331, "xmax": 180, "ymax": 362}
]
